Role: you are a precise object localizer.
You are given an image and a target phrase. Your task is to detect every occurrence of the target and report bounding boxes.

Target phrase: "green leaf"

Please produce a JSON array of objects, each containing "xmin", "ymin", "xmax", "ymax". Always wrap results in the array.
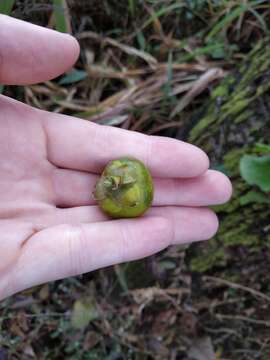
[
  {"xmin": 128, "ymin": 0, "xmax": 136, "ymax": 16},
  {"xmin": 240, "ymin": 190, "xmax": 270, "ymax": 205},
  {"xmin": 52, "ymin": 0, "xmax": 71, "ymax": 33},
  {"xmin": 136, "ymin": 31, "xmax": 146, "ymax": 51},
  {"xmin": 114, "ymin": 264, "xmax": 129, "ymax": 293},
  {"xmin": 59, "ymin": 69, "xmax": 88, "ymax": 85},
  {"xmin": 254, "ymin": 143, "xmax": 270, "ymax": 154},
  {"xmin": 187, "ymin": 336, "xmax": 215, "ymax": 360},
  {"xmin": 99, "ymin": 115, "xmax": 128, "ymax": 126},
  {"xmin": 159, "ymin": 260, "xmax": 176, "ymax": 271},
  {"xmin": 206, "ymin": 0, "xmax": 268, "ymax": 41},
  {"xmin": 71, "ymin": 299, "xmax": 99, "ymax": 330},
  {"xmin": 240, "ymin": 155, "xmax": 270, "ymax": 192},
  {"xmin": 207, "ymin": 4, "xmax": 249, "ymax": 40},
  {"xmin": 142, "ymin": 3, "xmax": 185, "ymax": 30},
  {"xmin": 0, "ymin": 0, "xmax": 15, "ymax": 15},
  {"xmin": 211, "ymin": 164, "xmax": 230, "ymax": 176},
  {"xmin": 0, "ymin": 85, "xmax": 4, "ymax": 94}
]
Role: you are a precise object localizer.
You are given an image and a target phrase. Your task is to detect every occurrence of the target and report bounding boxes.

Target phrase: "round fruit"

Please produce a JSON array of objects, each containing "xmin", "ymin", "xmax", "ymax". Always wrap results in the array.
[{"xmin": 93, "ymin": 157, "xmax": 154, "ymax": 218}]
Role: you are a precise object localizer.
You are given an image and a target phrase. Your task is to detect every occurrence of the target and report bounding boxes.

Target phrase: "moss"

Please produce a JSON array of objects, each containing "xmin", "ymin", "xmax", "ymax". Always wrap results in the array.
[
  {"xmin": 234, "ymin": 109, "xmax": 254, "ymax": 124},
  {"xmin": 189, "ymin": 113, "xmax": 217, "ymax": 142},
  {"xmin": 187, "ymin": 39, "xmax": 270, "ymax": 273},
  {"xmin": 223, "ymin": 98, "xmax": 249, "ymax": 117},
  {"xmin": 266, "ymin": 235, "xmax": 270, "ymax": 247},
  {"xmin": 211, "ymin": 82, "xmax": 230, "ymax": 99},
  {"xmin": 195, "ymin": 141, "xmax": 270, "ymax": 271},
  {"xmin": 190, "ymin": 243, "xmax": 226, "ymax": 272},
  {"xmin": 223, "ymin": 148, "xmax": 246, "ymax": 175},
  {"xmin": 220, "ymin": 223, "xmax": 258, "ymax": 246},
  {"xmin": 189, "ymin": 39, "xmax": 270, "ymax": 148}
]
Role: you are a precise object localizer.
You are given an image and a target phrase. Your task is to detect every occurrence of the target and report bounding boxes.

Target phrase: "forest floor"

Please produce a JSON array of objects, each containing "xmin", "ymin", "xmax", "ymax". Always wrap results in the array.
[{"xmin": 1, "ymin": 1, "xmax": 270, "ymax": 359}]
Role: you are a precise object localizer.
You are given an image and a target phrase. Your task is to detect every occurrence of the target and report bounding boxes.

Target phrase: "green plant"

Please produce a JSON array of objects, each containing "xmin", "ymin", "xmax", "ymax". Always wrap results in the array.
[
  {"xmin": 240, "ymin": 154, "xmax": 270, "ymax": 192},
  {"xmin": 0, "ymin": 0, "xmax": 15, "ymax": 15},
  {"xmin": 239, "ymin": 145, "xmax": 270, "ymax": 204},
  {"xmin": 52, "ymin": 0, "xmax": 71, "ymax": 33}
]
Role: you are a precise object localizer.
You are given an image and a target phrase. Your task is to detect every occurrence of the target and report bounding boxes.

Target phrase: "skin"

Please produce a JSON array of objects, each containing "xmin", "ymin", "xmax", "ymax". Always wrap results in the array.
[{"xmin": 0, "ymin": 15, "xmax": 232, "ymax": 301}]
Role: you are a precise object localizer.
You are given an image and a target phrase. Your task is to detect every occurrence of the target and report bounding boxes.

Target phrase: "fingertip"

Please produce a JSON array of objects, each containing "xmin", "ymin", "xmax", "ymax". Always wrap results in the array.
[
  {"xmin": 149, "ymin": 136, "xmax": 210, "ymax": 178},
  {"xmin": 42, "ymin": 32, "xmax": 81, "ymax": 81},
  {"xmin": 62, "ymin": 33, "xmax": 81, "ymax": 66},
  {"xmin": 193, "ymin": 146, "xmax": 210, "ymax": 176},
  {"xmin": 178, "ymin": 142, "xmax": 210, "ymax": 177},
  {"xmin": 172, "ymin": 138, "xmax": 210, "ymax": 177},
  {"xmin": 0, "ymin": 15, "xmax": 81, "ymax": 84},
  {"xmin": 221, "ymin": 173, "xmax": 233, "ymax": 203},
  {"xmin": 207, "ymin": 170, "xmax": 233, "ymax": 204},
  {"xmin": 199, "ymin": 208, "xmax": 219, "ymax": 241}
]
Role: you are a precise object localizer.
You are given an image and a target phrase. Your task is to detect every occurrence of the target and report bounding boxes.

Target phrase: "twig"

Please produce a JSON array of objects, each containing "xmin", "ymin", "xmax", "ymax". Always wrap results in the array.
[
  {"xmin": 203, "ymin": 275, "xmax": 270, "ymax": 302},
  {"xmin": 77, "ymin": 31, "xmax": 158, "ymax": 67},
  {"xmin": 0, "ymin": 311, "xmax": 70, "ymax": 320},
  {"xmin": 215, "ymin": 313, "xmax": 270, "ymax": 327},
  {"xmin": 171, "ymin": 68, "xmax": 225, "ymax": 116}
]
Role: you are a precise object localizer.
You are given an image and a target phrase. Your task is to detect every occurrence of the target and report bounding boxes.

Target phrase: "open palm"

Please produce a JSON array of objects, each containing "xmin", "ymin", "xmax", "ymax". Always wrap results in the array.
[{"xmin": 0, "ymin": 15, "xmax": 232, "ymax": 300}]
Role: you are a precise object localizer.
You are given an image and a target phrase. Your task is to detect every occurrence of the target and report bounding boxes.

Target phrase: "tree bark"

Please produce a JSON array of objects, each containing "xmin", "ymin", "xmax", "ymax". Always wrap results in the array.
[{"xmin": 185, "ymin": 39, "xmax": 270, "ymax": 272}]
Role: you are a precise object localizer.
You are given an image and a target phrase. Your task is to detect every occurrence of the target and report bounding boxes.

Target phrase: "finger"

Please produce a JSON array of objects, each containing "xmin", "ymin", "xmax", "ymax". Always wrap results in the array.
[
  {"xmin": 43, "ymin": 112, "xmax": 209, "ymax": 178},
  {"xmin": 154, "ymin": 170, "xmax": 232, "ymax": 206},
  {"xmin": 33, "ymin": 205, "xmax": 218, "ymax": 243},
  {"xmin": 52, "ymin": 168, "xmax": 232, "ymax": 207},
  {"xmin": 13, "ymin": 216, "xmax": 173, "ymax": 293},
  {"xmin": 13, "ymin": 208, "xmax": 217, "ymax": 292},
  {"xmin": 0, "ymin": 15, "xmax": 80, "ymax": 85},
  {"xmin": 52, "ymin": 168, "xmax": 98, "ymax": 207}
]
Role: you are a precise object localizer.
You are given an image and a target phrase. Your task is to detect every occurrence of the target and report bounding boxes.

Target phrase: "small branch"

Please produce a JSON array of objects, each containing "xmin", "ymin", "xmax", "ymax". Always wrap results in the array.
[
  {"xmin": 203, "ymin": 275, "xmax": 270, "ymax": 302},
  {"xmin": 215, "ymin": 313, "xmax": 270, "ymax": 327}
]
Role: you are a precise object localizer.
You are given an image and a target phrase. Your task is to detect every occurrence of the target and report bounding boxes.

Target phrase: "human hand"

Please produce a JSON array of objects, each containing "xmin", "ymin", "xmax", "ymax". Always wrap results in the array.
[{"xmin": 0, "ymin": 15, "xmax": 232, "ymax": 300}]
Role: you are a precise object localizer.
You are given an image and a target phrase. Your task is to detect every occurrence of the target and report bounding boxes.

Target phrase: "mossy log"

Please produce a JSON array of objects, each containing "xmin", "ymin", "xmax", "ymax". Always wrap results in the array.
[{"xmin": 186, "ymin": 40, "xmax": 270, "ymax": 273}]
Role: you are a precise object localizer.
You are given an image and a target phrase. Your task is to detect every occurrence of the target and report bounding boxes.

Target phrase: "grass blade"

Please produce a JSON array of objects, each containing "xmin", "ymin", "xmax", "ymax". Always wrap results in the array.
[
  {"xmin": 207, "ymin": 4, "xmax": 249, "ymax": 40},
  {"xmin": 206, "ymin": 0, "xmax": 268, "ymax": 41},
  {"xmin": 52, "ymin": 0, "xmax": 71, "ymax": 33},
  {"xmin": 247, "ymin": 6, "xmax": 270, "ymax": 35},
  {"xmin": 128, "ymin": 0, "xmax": 135, "ymax": 16},
  {"xmin": 59, "ymin": 69, "xmax": 88, "ymax": 85},
  {"xmin": 0, "ymin": 0, "xmax": 15, "ymax": 14},
  {"xmin": 142, "ymin": 3, "xmax": 185, "ymax": 30}
]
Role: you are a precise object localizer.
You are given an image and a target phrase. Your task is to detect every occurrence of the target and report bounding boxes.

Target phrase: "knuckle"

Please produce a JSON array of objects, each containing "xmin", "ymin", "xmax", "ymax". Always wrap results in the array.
[
  {"xmin": 63, "ymin": 224, "xmax": 88, "ymax": 276},
  {"xmin": 118, "ymin": 224, "xmax": 132, "ymax": 264},
  {"xmin": 144, "ymin": 135, "xmax": 153, "ymax": 169}
]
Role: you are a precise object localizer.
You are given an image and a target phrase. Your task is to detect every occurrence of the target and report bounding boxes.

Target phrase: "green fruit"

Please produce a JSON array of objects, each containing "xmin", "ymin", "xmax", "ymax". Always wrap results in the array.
[{"xmin": 93, "ymin": 157, "xmax": 154, "ymax": 218}]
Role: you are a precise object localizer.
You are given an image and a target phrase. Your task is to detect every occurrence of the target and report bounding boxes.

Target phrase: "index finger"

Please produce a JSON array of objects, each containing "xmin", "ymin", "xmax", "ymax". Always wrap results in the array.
[{"xmin": 43, "ymin": 111, "xmax": 209, "ymax": 178}]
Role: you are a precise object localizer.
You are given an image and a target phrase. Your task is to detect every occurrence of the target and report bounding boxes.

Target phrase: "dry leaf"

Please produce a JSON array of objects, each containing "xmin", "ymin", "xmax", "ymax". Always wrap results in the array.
[
  {"xmin": 71, "ymin": 299, "xmax": 99, "ymax": 330},
  {"xmin": 187, "ymin": 336, "xmax": 216, "ymax": 360}
]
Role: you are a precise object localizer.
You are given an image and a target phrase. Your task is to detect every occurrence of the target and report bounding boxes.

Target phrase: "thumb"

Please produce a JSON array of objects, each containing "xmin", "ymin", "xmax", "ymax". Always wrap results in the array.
[{"xmin": 0, "ymin": 15, "xmax": 80, "ymax": 85}]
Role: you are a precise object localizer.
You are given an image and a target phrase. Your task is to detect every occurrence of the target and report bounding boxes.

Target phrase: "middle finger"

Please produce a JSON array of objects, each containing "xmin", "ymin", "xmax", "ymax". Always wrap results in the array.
[{"xmin": 52, "ymin": 168, "xmax": 232, "ymax": 207}]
